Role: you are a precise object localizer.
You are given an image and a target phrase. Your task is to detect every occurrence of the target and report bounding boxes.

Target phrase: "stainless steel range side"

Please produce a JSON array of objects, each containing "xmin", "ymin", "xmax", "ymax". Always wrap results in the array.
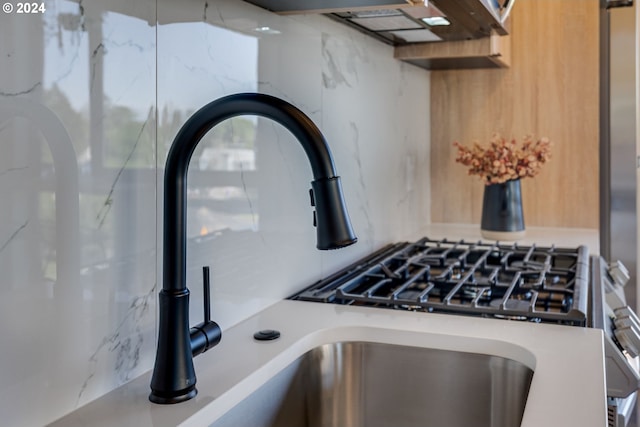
[{"xmin": 291, "ymin": 237, "xmax": 640, "ymax": 427}]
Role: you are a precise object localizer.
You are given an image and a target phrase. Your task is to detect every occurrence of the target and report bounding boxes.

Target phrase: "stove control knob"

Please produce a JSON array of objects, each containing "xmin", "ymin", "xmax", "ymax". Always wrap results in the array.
[
  {"xmin": 614, "ymin": 315, "xmax": 640, "ymax": 334},
  {"xmin": 614, "ymin": 325, "xmax": 640, "ymax": 358},
  {"xmin": 614, "ymin": 306, "xmax": 640, "ymax": 326},
  {"xmin": 613, "ymin": 307, "xmax": 640, "ymax": 358},
  {"xmin": 608, "ymin": 260, "xmax": 631, "ymax": 288}
]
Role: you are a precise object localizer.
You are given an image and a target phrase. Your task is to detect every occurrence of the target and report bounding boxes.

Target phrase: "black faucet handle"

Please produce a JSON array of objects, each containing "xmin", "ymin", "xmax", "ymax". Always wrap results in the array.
[
  {"xmin": 189, "ymin": 265, "xmax": 221, "ymax": 357},
  {"xmin": 202, "ymin": 266, "xmax": 211, "ymax": 323}
]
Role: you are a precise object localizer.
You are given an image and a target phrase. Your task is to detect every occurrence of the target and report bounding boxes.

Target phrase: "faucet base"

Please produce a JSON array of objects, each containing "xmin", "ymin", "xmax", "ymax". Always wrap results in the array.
[
  {"xmin": 149, "ymin": 289, "xmax": 198, "ymax": 404},
  {"xmin": 149, "ymin": 388, "xmax": 197, "ymax": 405}
]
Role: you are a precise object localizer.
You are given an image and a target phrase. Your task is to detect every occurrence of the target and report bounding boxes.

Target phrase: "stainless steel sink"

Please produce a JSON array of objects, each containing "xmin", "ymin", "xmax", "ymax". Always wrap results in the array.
[{"xmin": 210, "ymin": 341, "xmax": 534, "ymax": 427}]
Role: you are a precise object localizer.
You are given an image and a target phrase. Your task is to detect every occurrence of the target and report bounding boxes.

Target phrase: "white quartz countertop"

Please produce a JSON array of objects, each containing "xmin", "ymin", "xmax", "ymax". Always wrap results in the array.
[
  {"xmin": 50, "ymin": 225, "xmax": 605, "ymax": 427},
  {"xmin": 50, "ymin": 301, "xmax": 606, "ymax": 427}
]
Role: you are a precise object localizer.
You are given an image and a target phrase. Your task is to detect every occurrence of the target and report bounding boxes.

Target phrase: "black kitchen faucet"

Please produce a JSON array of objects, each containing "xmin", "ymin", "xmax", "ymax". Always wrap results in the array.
[{"xmin": 149, "ymin": 92, "xmax": 358, "ymax": 404}]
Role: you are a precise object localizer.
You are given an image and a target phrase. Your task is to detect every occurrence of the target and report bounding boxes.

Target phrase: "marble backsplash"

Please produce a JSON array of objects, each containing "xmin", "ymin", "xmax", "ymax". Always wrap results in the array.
[{"xmin": 0, "ymin": 0, "xmax": 430, "ymax": 425}]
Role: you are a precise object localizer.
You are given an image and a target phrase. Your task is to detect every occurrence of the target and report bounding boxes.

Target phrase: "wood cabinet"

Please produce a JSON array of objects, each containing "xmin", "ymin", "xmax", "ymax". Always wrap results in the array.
[
  {"xmin": 395, "ymin": 32, "xmax": 510, "ymax": 70},
  {"xmin": 429, "ymin": 0, "xmax": 600, "ymax": 228}
]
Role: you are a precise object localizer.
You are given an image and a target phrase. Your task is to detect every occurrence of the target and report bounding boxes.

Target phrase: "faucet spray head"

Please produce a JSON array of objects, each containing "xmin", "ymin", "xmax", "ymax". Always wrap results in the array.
[{"xmin": 311, "ymin": 176, "xmax": 357, "ymax": 250}]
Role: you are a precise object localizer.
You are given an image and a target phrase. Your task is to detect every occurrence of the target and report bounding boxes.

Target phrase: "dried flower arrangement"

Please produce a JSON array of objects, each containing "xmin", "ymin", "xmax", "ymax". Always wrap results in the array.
[{"xmin": 453, "ymin": 134, "xmax": 552, "ymax": 185}]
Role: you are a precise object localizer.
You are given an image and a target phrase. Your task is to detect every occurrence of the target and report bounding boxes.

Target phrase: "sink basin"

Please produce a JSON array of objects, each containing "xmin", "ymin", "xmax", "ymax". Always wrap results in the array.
[{"xmin": 210, "ymin": 341, "xmax": 534, "ymax": 427}]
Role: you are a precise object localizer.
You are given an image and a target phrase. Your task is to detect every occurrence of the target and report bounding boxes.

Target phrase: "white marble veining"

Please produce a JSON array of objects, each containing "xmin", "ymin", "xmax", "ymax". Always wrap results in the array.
[
  {"xmin": 156, "ymin": 0, "xmax": 430, "ymax": 332},
  {"xmin": 0, "ymin": 0, "xmax": 430, "ymax": 425},
  {"xmin": 1, "ymin": 2, "xmax": 158, "ymax": 426}
]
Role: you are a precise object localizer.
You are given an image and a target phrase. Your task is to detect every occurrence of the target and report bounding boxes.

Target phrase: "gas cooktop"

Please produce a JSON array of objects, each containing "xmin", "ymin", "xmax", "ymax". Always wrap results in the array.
[{"xmin": 291, "ymin": 237, "xmax": 590, "ymax": 326}]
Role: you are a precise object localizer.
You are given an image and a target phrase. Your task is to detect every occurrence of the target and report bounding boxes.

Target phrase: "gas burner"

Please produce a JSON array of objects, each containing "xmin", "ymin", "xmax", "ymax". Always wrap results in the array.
[{"xmin": 292, "ymin": 237, "xmax": 589, "ymax": 326}]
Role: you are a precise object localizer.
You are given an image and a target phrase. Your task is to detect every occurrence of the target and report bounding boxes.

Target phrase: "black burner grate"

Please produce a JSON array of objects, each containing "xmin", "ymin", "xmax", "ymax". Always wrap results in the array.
[{"xmin": 291, "ymin": 237, "xmax": 590, "ymax": 326}]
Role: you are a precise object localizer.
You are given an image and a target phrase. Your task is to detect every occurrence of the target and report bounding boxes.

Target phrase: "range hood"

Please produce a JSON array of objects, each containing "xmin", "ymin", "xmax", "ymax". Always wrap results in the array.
[{"xmin": 243, "ymin": 0, "xmax": 512, "ymax": 46}]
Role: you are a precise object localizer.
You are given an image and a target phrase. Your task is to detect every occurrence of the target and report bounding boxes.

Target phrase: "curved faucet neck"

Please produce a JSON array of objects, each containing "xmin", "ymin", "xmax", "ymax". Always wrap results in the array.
[
  {"xmin": 166, "ymin": 93, "xmax": 337, "ymax": 181},
  {"xmin": 163, "ymin": 93, "xmax": 339, "ymax": 293}
]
